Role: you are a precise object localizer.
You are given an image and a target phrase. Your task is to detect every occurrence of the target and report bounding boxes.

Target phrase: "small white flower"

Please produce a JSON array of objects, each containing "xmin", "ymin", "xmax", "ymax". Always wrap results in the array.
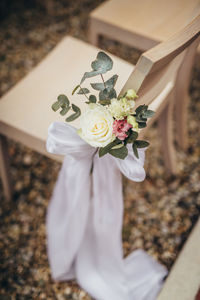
[
  {"xmin": 126, "ymin": 89, "xmax": 138, "ymax": 99},
  {"xmin": 78, "ymin": 104, "xmax": 114, "ymax": 147},
  {"xmin": 109, "ymin": 98, "xmax": 135, "ymax": 120}
]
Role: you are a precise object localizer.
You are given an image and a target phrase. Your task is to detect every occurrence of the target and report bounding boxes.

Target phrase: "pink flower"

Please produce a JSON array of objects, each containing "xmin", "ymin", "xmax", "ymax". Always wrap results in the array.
[{"xmin": 113, "ymin": 119, "xmax": 132, "ymax": 140}]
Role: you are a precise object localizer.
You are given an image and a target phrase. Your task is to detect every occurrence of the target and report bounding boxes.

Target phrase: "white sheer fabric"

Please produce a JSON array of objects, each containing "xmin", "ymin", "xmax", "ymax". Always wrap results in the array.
[{"xmin": 46, "ymin": 121, "xmax": 167, "ymax": 300}]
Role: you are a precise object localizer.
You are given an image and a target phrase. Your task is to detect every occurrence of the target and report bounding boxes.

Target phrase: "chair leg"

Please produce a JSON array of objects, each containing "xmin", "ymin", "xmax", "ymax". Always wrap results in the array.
[
  {"xmin": 175, "ymin": 39, "xmax": 199, "ymax": 150},
  {"xmin": 88, "ymin": 18, "xmax": 99, "ymax": 46},
  {"xmin": 158, "ymin": 97, "xmax": 177, "ymax": 174},
  {"xmin": 0, "ymin": 135, "xmax": 13, "ymax": 200}
]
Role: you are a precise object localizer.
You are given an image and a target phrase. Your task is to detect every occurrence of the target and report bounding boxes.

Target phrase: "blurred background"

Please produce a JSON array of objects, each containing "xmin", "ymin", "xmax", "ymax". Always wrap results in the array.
[{"xmin": 0, "ymin": 0, "xmax": 200, "ymax": 299}]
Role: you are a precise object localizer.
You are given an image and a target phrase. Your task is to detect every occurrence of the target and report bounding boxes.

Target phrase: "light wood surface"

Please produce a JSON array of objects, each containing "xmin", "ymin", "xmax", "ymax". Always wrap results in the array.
[
  {"xmin": 157, "ymin": 218, "xmax": 200, "ymax": 300},
  {"xmin": 0, "ymin": 16, "xmax": 199, "ymax": 199},
  {"xmin": 90, "ymin": 0, "xmax": 200, "ymax": 50},
  {"xmin": 0, "ymin": 37, "xmax": 133, "ymax": 163},
  {"xmin": 89, "ymin": 0, "xmax": 200, "ymax": 151}
]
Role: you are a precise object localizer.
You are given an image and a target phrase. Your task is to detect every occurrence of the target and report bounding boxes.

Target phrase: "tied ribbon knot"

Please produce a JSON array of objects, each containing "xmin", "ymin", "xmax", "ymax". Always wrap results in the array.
[{"xmin": 46, "ymin": 121, "xmax": 167, "ymax": 300}]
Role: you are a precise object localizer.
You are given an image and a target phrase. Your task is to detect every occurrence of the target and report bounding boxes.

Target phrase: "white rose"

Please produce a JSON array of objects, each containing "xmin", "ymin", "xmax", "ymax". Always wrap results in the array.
[{"xmin": 78, "ymin": 104, "xmax": 114, "ymax": 147}]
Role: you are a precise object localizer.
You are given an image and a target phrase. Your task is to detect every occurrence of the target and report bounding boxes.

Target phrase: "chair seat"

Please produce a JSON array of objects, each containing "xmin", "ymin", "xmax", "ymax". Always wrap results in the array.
[
  {"xmin": 0, "ymin": 37, "xmax": 134, "ymax": 161},
  {"xmin": 91, "ymin": 0, "xmax": 200, "ymax": 50}
]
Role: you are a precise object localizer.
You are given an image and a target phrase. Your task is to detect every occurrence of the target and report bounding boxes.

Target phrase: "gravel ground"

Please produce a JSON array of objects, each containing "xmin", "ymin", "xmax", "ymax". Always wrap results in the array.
[{"xmin": 0, "ymin": 1, "xmax": 200, "ymax": 299}]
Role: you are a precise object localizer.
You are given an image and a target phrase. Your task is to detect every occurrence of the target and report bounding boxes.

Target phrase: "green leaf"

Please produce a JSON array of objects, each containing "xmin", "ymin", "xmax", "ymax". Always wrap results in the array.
[
  {"xmin": 52, "ymin": 102, "xmax": 60, "ymax": 111},
  {"xmin": 57, "ymin": 94, "xmax": 70, "ymax": 105},
  {"xmin": 99, "ymin": 88, "xmax": 117, "ymax": 101},
  {"xmin": 65, "ymin": 104, "xmax": 81, "ymax": 122},
  {"xmin": 80, "ymin": 52, "xmax": 113, "ymax": 84},
  {"xmin": 80, "ymin": 70, "xmax": 103, "ymax": 84},
  {"xmin": 138, "ymin": 122, "xmax": 147, "ymax": 128},
  {"xmin": 143, "ymin": 110, "xmax": 155, "ymax": 118},
  {"xmin": 135, "ymin": 105, "xmax": 148, "ymax": 114},
  {"xmin": 60, "ymin": 106, "xmax": 71, "ymax": 116},
  {"xmin": 136, "ymin": 116, "xmax": 147, "ymax": 123},
  {"xmin": 109, "ymin": 145, "xmax": 128, "ymax": 159},
  {"xmin": 91, "ymin": 51, "xmax": 113, "ymax": 73},
  {"xmin": 99, "ymin": 139, "xmax": 121, "ymax": 157},
  {"xmin": 135, "ymin": 140, "xmax": 149, "ymax": 148},
  {"xmin": 132, "ymin": 143, "xmax": 139, "ymax": 158},
  {"xmin": 126, "ymin": 131, "xmax": 138, "ymax": 143},
  {"xmin": 52, "ymin": 94, "xmax": 70, "ymax": 115},
  {"xmin": 98, "ymin": 99, "xmax": 111, "ymax": 105},
  {"xmin": 78, "ymin": 88, "xmax": 90, "ymax": 95},
  {"xmin": 91, "ymin": 74, "xmax": 118, "ymax": 91},
  {"xmin": 89, "ymin": 95, "xmax": 97, "ymax": 103},
  {"xmin": 72, "ymin": 85, "xmax": 80, "ymax": 95},
  {"xmin": 90, "ymin": 82, "xmax": 104, "ymax": 91}
]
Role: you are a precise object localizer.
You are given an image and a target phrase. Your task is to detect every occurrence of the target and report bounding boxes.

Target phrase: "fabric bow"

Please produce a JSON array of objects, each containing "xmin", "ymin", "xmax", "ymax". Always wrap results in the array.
[{"xmin": 46, "ymin": 121, "xmax": 167, "ymax": 300}]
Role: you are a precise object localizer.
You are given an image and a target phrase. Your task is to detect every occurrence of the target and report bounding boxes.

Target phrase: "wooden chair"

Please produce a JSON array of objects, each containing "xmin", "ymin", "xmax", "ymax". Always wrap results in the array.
[
  {"xmin": 89, "ymin": 0, "xmax": 200, "ymax": 150},
  {"xmin": 0, "ymin": 16, "xmax": 199, "ymax": 201}
]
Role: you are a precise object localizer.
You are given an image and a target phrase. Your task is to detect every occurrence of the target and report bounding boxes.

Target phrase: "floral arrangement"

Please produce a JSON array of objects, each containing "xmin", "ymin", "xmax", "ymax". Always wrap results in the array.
[{"xmin": 51, "ymin": 52, "xmax": 154, "ymax": 159}]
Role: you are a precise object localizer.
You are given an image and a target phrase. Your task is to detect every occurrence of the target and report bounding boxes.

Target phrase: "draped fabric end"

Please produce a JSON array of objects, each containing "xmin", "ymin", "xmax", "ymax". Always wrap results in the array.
[{"xmin": 46, "ymin": 121, "xmax": 167, "ymax": 300}]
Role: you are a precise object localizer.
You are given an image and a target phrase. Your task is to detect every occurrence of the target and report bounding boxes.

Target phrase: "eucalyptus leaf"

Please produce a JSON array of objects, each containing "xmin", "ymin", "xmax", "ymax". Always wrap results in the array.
[
  {"xmin": 80, "ymin": 70, "xmax": 103, "ymax": 84},
  {"xmin": 65, "ymin": 104, "xmax": 81, "ymax": 122},
  {"xmin": 126, "ymin": 131, "xmax": 138, "ymax": 143},
  {"xmin": 57, "ymin": 94, "xmax": 70, "ymax": 105},
  {"xmin": 105, "ymin": 74, "xmax": 118, "ymax": 88},
  {"xmin": 52, "ymin": 102, "xmax": 60, "ymax": 111},
  {"xmin": 135, "ymin": 140, "xmax": 149, "ymax": 148},
  {"xmin": 91, "ymin": 51, "xmax": 113, "ymax": 72},
  {"xmin": 143, "ymin": 110, "xmax": 155, "ymax": 118},
  {"xmin": 109, "ymin": 145, "xmax": 128, "ymax": 159},
  {"xmin": 132, "ymin": 143, "xmax": 139, "ymax": 158},
  {"xmin": 98, "ymin": 99, "xmax": 111, "ymax": 105},
  {"xmin": 89, "ymin": 95, "xmax": 97, "ymax": 103},
  {"xmin": 138, "ymin": 122, "xmax": 147, "ymax": 128},
  {"xmin": 136, "ymin": 116, "xmax": 147, "ymax": 123},
  {"xmin": 52, "ymin": 94, "xmax": 70, "ymax": 113},
  {"xmin": 99, "ymin": 139, "xmax": 121, "ymax": 157},
  {"xmin": 78, "ymin": 88, "xmax": 90, "ymax": 95},
  {"xmin": 90, "ymin": 82, "xmax": 104, "ymax": 91},
  {"xmin": 99, "ymin": 88, "xmax": 117, "ymax": 101},
  {"xmin": 60, "ymin": 106, "xmax": 71, "ymax": 116},
  {"xmin": 91, "ymin": 74, "xmax": 118, "ymax": 91},
  {"xmin": 135, "ymin": 105, "xmax": 148, "ymax": 114}
]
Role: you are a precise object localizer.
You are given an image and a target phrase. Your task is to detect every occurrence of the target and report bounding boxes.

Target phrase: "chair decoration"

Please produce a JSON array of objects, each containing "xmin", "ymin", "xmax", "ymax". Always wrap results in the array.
[{"xmin": 46, "ymin": 52, "xmax": 167, "ymax": 300}]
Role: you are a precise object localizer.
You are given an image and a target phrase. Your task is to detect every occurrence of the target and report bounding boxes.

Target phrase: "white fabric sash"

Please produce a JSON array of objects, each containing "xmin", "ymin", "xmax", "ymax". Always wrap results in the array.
[{"xmin": 46, "ymin": 121, "xmax": 167, "ymax": 300}]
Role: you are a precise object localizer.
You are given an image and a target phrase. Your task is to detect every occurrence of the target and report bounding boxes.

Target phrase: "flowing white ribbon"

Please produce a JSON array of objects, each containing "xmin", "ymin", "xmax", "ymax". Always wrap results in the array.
[{"xmin": 46, "ymin": 121, "xmax": 167, "ymax": 300}]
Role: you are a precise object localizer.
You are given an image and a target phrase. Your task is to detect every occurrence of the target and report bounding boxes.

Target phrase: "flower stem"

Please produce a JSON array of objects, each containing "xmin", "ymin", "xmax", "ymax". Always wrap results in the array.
[
  {"xmin": 80, "ymin": 85, "xmax": 89, "ymax": 100},
  {"xmin": 100, "ymin": 74, "xmax": 106, "ymax": 88}
]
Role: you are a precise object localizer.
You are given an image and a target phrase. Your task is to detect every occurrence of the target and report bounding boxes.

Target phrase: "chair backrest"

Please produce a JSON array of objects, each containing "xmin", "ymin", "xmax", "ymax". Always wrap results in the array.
[{"xmin": 120, "ymin": 15, "xmax": 200, "ymax": 107}]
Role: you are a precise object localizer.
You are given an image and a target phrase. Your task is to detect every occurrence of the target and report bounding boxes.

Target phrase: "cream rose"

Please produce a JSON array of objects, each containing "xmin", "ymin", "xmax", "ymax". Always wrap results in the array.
[{"xmin": 78, "ymin": 104, "xmax": 114, "ymax": 147}]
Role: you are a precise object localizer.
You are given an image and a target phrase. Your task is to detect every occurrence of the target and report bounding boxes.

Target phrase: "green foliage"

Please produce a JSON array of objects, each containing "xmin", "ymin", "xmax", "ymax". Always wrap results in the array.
[
  {"xmin": 98, "ymin": 99, "xmax": 111, "ymax": 105},
  {"xmin": 51, "ymin": 94, "xmax": 70, "ymax": 116},
  {"xmin": 65, "ymin": 104, "xmax": 81, "ymax": 122},
  {"xmin": 109, "ymin": 145, "xmax": 128, "ymax": 159},
  {"xmin": 77, "ymin": 88, "xmax": 90, "ymax": 94},
  {"xmin": 99, "ymin": 88, "xmax": 117, "ymax": 101},
  {"xmin": 89, "ymin": 95, "xmax": 97, "ymax": 103},
  {"xmin": 91, "ymin": 75, "xmax": 118, "ymax": 91},
  {"xmin": 132, "ymin": 143, "xmax": 139, "ymax": 158},
  {"xmin": 99, "ymin": 139, "xmax": 121, "ymax": 157},
  {"xmin": 132, "ymin": 140, "xmax": 149, "ymax": 159},
  {"xmin": 80, "ymin": 51, "xmax": 113, "ymax": 84},
  {"xmin": 135, "ymin": 140, "xmax": 149, "ymax": 148},
  {"xmin": 125, "ymin": 130, "xmax": 138, "ymax": 144},
  {"xmin": 134, "ymin": 105, "xmax": 155, "ymax": 128}
]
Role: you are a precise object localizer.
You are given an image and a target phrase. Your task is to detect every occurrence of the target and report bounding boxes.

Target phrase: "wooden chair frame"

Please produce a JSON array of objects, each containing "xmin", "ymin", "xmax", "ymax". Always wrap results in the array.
[{"xmin": 0, "ymin": 16, "xmax": 200, "ymax": 201}]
